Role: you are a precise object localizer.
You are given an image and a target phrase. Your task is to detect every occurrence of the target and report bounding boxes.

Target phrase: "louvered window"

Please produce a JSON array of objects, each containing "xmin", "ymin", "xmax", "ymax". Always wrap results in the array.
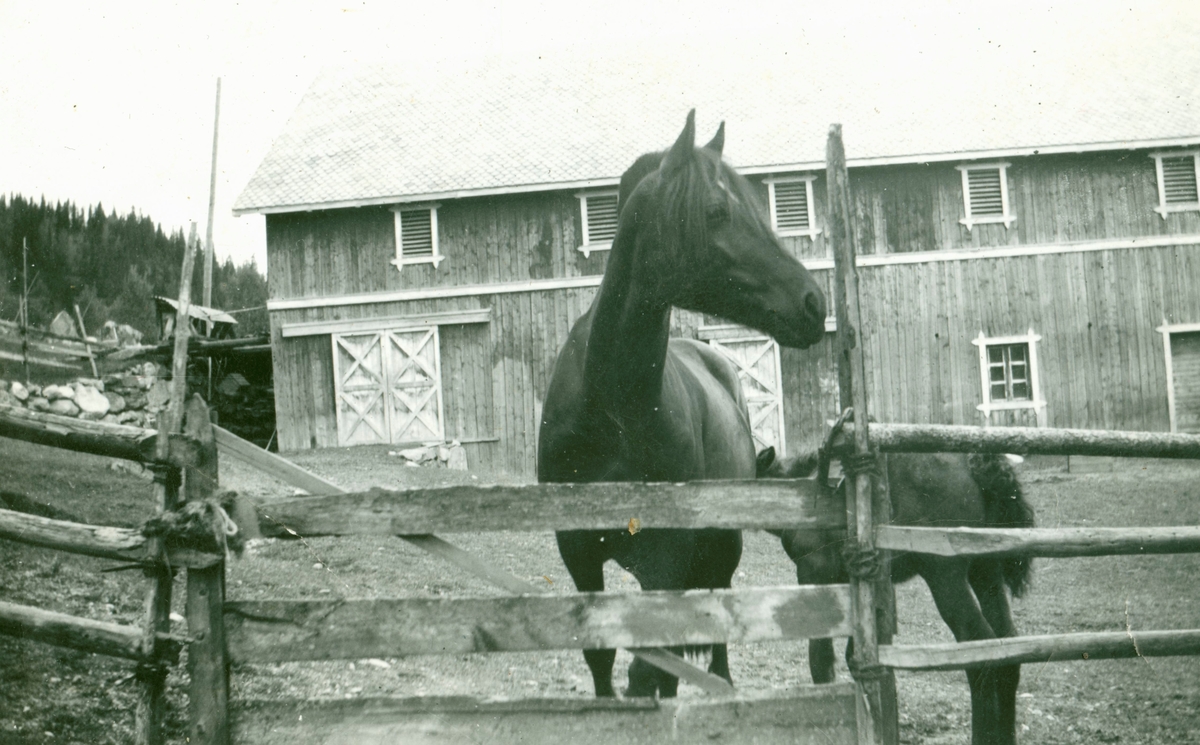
[
  {"xmin": 391, "ymin": 206, "xmax": 443, "ymax": 271},
  {"xmin": 957, "ymin": 163, "xmax": 1015, "ymax": 230},
  {"xmin": 578, "ymin": 191, "xmax": 619, "ymax": 258},
  {"xmin": 1153, "ymin": 152, "xmax": 1200, "ymax": 218},
  {"xmin": 766, "ymin": 177, "xmax": 820, "ymax": 238}
]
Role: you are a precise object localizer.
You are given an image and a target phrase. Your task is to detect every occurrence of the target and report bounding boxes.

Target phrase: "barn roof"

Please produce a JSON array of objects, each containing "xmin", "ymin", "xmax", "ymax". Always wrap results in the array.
[{"xmin": 234, "ymin": 39, "xmax": 1200, "ymax": 215}]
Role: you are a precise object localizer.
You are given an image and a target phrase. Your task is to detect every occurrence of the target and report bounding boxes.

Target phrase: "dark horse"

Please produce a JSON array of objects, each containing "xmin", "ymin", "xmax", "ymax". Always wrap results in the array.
[
  {"xmin": 758, "ymin": 446, "xmax": 1035, "ymax": 745},
  {"xmin": 538, "ymin": 111, "xmax": 827, "ymax": 698}
]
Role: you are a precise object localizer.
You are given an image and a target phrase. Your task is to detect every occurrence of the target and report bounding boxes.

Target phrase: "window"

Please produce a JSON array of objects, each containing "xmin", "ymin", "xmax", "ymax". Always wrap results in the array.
[
  {"xmin": 1151, "ymin": 152, "xmax": 1200, "ymax": 218},
  {"xmin": 957, "ymin": 163, "xmax": 1015, "ymax": 230},
  {"xmin": 578, "ymin": 190, "xmax": 618, "ymax": 258},
  {"xmin": 972, "ymin": 330, "xmax": 1046, "ymax": 425},
  {"xmin": 765, "ymin": 176, "xmax": 821, "ymax": 239},
  {"xmin": 391, "ymin": 206, "xmax": 443, "ymax": 271}
]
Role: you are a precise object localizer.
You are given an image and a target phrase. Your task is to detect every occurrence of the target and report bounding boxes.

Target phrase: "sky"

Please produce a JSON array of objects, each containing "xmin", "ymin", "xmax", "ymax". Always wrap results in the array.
[{"xmin": 1, "ymin": 1, "xmax": 1196, "ymax": 271}]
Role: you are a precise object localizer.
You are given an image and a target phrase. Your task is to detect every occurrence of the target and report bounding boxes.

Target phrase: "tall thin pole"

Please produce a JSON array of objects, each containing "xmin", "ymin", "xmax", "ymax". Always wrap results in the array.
[
  {"xmin": 21, "ymin": 237, "xmax": 29, "ymax": 383},
  {"xmin": 202, "ymin": 78, "xmax": 221, "ymax": 325}
]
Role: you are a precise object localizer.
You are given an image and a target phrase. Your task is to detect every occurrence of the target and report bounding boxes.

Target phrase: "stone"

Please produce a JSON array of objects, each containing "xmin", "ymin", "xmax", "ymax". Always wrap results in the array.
[
  {"xmin": 44, "ymin": 384, "xmax": 75, "ymax": 401},
  {"xmin": 123, "ymin": 390, "xmax": 147, "ymax": 410},
  {"xmin": 48, "ymin": 399, "xmax": 80, "ymax": 417},
  {"xmin": 116, "ymin": 411, "xmax": 142, "ymax": 426},
  {"xmin": 29, "ymin": 397, "xmax": 51, "ymax": 412},
  {"xmin": 75, "ymin": 385, "xmax": 110, "ymax": 418},
  {"xmin": 0, "ymin": 379, "xmax": 7, "ymax": 391},
  {"xmin": 146, "ymin": 380, "xmax": 172, "ymax": 410},
  {"xmin": 10, "ymin": 381, "xmax": 29, "ymax": 401},
  {"xmin": 0, "ymin": 390, "xmax": 17, "ymax": 407},
  {"xmin": 75, "ymin": 378, "xmax": 105, "ymax": 392},
  {"xmin": 103, "ymin": 391, "xmax": 126, "ymax": 414},
  {"xmin": 445, "ymin": 444, "xmax": 469, "ymax": 471}
]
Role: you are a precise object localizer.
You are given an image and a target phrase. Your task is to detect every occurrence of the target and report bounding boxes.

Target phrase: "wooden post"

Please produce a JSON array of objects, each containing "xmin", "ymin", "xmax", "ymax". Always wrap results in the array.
[
  {"xmin": 203, "ymin": 79, "xmax": 221, "ymax": 325},
  {"xmin": 135, "ymin": 227, "xmax": 200, "ymax": 745},
  {"xmin": 184, "ymin": 395, "xmax": 229, "ymax": 745},
  {"xmin": 73, "ymin": 304, "xmax": 100, "ymax": 378},
  {"xmin": 826, "ymin": 124, "xmax": 898, "ymax": 745},
  {"xmin": 21, "ymin": 237, "xmax": 30, "ymax": 384}
]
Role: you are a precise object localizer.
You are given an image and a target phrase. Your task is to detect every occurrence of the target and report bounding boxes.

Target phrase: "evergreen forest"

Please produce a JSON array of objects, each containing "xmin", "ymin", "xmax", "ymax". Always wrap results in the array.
[{"xmin": 0, "ymin": 194, "xmax": 268, "ymax": 341}]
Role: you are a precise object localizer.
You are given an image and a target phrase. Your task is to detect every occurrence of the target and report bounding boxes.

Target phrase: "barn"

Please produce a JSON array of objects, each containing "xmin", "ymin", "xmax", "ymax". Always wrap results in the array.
[{"xmin": 234, "ymin": 51, "xmax": 1200, "ymax": 475}]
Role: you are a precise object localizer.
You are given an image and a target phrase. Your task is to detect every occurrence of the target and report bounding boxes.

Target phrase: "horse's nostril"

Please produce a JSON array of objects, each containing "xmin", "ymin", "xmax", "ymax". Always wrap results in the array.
[{"xmin": 805, "ymin": 292, "xmax": 825, "ymax": 320}]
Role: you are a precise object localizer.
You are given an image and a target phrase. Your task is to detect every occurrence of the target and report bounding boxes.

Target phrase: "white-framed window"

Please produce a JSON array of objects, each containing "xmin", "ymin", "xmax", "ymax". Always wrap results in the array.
[
  {"xmin": 390, "ymin": 205, "xmax": 443, "ymax": 271},
  {"xmin": 1151, "ymin": 151, "xmax": 1200, "ymax": 218},
  {"xmin": 764, "ymin": 176, "xmax": 821, "ymax": 239},
  {"xmin": 577, "ymin": 190, "xmax": 619, "ymax": 258},
  {"xmin": 972, "ymin": 330, "xmax": 1046, "ymax": 425},
  {"xmin": 957, "ymin": 163, "xmax": 1015, "ymax": 231}
]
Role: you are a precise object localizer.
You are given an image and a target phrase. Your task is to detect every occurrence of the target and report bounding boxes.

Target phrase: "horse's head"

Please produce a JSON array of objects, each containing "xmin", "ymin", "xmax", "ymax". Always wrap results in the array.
[{"xmin": 618, "ymin": 110, "xmax": 827, "ymax": 349}]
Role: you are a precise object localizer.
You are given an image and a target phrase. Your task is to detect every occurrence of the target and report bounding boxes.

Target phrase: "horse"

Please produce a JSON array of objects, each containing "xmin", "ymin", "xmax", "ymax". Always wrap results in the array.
[
  {"xmin": 758, "ymin": 446, "xmax": 1035, "ymax": 745},
  {"xmin": 537, "ymin": 111, "xmax": 828, "ymax": 698}
]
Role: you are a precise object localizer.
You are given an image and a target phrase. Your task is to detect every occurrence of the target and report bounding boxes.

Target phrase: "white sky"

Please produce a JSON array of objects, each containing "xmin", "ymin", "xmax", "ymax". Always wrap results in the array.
[{"xmin": 1, "ymin": 0, "xmax": 1195, "ymax": 270}]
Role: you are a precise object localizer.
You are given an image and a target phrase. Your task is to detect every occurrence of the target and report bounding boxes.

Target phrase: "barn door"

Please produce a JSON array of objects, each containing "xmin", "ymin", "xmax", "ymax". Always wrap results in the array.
[
  {"xmin": 1170, "ymin": 331, "xmax": 1200, "ymax": 433},
  {"xmin": 708, "ymin": 335, "xmax": 786, "ymax": 454},
  {"xmin": 383, "ymin": 327, "xmax": 445, "ymax": 444},
  {"xmin": 332, "ymin": 332, "xmax": 389, "ymax": 446},
  {"xmin": 332, "ymin": 327, "xmax": 445, "ymax": 446}
]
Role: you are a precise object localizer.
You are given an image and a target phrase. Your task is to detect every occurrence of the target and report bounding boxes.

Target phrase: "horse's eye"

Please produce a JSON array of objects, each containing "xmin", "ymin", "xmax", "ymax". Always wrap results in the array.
[{"xmin": 706, "ymin": 205, "xmax": 730, "ymax": 227}]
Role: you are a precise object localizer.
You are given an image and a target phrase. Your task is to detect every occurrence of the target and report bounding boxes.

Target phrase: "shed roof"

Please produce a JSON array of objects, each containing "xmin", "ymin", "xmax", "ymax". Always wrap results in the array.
[{"xmin": 234, "ymin": 39, "xmax": 1200, "ymax": 215}]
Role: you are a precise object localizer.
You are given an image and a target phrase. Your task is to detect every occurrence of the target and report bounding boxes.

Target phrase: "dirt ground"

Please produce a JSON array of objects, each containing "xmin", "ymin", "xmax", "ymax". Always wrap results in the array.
[{"xmin": 2, "ymin": 437, "xmax": 1200, "ymax": 744}]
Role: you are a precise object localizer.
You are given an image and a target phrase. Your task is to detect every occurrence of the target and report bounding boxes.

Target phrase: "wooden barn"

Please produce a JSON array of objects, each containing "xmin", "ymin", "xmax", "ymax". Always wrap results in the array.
[{"xmin": 234, "ymin": 51, "xmax": 1200, "ymax": 475}]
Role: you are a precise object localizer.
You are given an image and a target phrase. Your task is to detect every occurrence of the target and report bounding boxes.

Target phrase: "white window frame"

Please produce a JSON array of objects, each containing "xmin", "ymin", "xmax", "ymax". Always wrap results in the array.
[
  {"xmin": 764, "ymin": 175, "xmax": 821, "ymax": 239},
  {"xmin": 957, "ymin": 162, "xmax": 1016, "ymax": 231},
  {"xmin": 577, "ymin": 189, "xmax": 619, "ymax": 258},
  {"xmin": 1151, "ymin": 151, "xmax": 1200, "ymax": 218},
  {"xmin": 972, "ymin": 330, "xmax": 1046, "ymax": 426},
  {"xmin": 390, "ymin": 204, "xmax": 443, "ymax": 272},
  {"xmin": 1156, "ymin": 320, "xmax": 1200, "ymax": 432}
]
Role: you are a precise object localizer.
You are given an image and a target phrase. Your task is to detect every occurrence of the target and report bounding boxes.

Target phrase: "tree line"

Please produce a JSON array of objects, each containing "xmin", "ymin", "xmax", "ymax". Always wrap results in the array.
[{"xmin": 0, "ymin": 194, "xmax": 268, "ymax": 340}]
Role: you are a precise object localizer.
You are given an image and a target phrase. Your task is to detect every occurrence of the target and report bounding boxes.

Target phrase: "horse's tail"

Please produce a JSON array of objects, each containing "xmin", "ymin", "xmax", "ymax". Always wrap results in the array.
[{"xmin": 967, "ymin": 453, "xmax": 1036, "ymax": 597}]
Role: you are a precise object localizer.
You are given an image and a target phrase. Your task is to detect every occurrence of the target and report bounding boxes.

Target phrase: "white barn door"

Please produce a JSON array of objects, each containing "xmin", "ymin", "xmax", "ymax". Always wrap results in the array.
[
  {"xmin": 332, "ymin": 332, "xmax": 389, "ymax": 446},
  {"xmin": 332, "ymin": 327, "xmax": 445, "ymax": 446},
  {"xmin": 708, "ymin": 334, "xmax": 786, "ymax": 455}
]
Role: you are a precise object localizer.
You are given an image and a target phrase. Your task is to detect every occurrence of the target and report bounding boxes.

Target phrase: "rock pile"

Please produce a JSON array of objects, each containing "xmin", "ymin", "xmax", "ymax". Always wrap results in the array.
[{"xmin": 0, "ymin": 362, "xmax": 172, "ymax": 429}]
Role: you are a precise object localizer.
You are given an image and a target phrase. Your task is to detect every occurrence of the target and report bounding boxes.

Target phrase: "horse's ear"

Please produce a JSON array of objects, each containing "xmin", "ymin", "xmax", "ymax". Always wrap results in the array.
[
  {"xmin": 703, "ymin": 121, "xmax": 725, "ymax": 155},
  {"xmin": 661, "ymin": 109, "xmax": 696, "ymax": 174},
  {"xmin": 755, "ymin": 446, "xmax": 776, "ymax": 477}
]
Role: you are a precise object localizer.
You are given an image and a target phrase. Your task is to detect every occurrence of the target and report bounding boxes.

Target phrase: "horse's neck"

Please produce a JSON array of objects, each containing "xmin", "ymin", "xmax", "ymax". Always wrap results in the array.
[{"xmin": 582, "ymin": 242, "xmax": 672, "ymax": 419}]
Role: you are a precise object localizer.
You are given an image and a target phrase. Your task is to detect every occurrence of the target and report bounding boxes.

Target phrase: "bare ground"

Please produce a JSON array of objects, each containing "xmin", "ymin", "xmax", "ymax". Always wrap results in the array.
[{"xmin": 2, "ymin": 437, "xmax": 1199, "ymax": 743}]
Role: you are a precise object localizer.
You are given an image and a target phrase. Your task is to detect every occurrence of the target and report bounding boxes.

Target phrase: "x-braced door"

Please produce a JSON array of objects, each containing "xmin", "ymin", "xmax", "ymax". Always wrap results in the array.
[
  {"xmin": 333, "ymin": 327, "xmax": 445, "ymax": 446},
  {"xmin": 383, "ymin": 327, "xmax": 445, "ymax": 444},
  {"xmin": 333, "ymin": 332, "xmax": 389, "ymax": 446},
  {"xmin": 709, "ymin": 335, "xmax": 786, "ymax": 454}
]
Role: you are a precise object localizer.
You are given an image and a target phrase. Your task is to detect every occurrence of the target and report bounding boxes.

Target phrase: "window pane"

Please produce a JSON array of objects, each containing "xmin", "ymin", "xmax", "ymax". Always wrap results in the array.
[
  {"xmin": 990, "ymin": 365, "xmax": 1007, "ymax": 383},
  {"xmin": 988, "ymin": 346, "xmax": 1005, "ymax": 364},
  {"xmin": 1008, "ymin": 344, "xmax": 1027, "ymax": 363},
  {"xmin": 991, "ymin": 382, "xmax": 1009, "ymax": 400},
  {"xmin": 1011, "ymin": 381, "xmax": 1030, "ymax": 400}
]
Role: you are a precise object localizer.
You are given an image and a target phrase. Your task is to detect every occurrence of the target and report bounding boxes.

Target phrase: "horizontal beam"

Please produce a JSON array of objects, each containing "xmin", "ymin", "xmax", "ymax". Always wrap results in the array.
[
  {"xmin": 249, "ymin": 478, "xmax": 841, "ymax": 537},
  {"xmin": 842, "ymin": 422, "xmax": 1200, "ymax": 460},
  {"xmin": 0, "ymin": 506, "xmax": 221, "ymax": 568},
  {"xmin": 0, "ymin": 404, "xmax": 197, "ymax": 468},
  {"xmin": 0, "ymin": 599, "xmax": 181, "ymax": 662},
  {"xmin": 213, "ymin": 424, "xmax": 341, "ymax": 497},
  {"xmin": 880, "ymin": 628, "xmax": 1200, "ymax": 671},
  {"xmin": 225, "ymin": 585, "xmax": 853, "ymax": 663},
  {"xmin": 876, "ymin": 525, "xmax": 1200, "ymax": 558},
  {"xmin": 231, "ymin": 687, "xmax": 859, "ymax": 745},
  {"xmin": 281, "ymin": 309, "xmax": 492, "ymax": 337}
]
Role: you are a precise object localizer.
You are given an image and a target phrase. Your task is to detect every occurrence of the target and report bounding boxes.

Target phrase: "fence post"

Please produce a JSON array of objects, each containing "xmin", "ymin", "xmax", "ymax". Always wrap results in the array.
[
  {"xmin": 184, "ymin": 394, "xmax": 230, "ymax": 744},
  {"xmin": 826, "ymin": 123, "xmax": 898, "ymax": 745}
]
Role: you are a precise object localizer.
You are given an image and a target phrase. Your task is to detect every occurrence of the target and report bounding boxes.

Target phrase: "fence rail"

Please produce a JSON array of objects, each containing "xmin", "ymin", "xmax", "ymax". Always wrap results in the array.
[
  {"xmin": 876, "ymin": 525, "xmax": 1200, "ymax": 559},
  {"xmin": 0, "ymin": 600, "xmax": 182, "ymax": 663}
]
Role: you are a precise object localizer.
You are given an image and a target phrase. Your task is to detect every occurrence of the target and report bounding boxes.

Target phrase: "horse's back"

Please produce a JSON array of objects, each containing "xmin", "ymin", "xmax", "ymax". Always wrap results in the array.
[{"xmin": 888, "ymin": 452, "xmax": 989, "ymax": 526}]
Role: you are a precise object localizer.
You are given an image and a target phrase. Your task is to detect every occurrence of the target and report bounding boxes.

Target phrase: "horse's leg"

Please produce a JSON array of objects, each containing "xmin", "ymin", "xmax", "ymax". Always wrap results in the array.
[
  {"xmin": 919, "ymin": 560, "xmax": 1005, "ymax": 745},
  {"xmin": 556, "ymin": 531, "xmax": 616, "ymax": 697},
  {"xmin": 809, "ymin": 638, "xmax": 838, "ymax": 684},
  {"xmin": 970, "ymin": 560, "xmax": 1020, "ymax": 745}
]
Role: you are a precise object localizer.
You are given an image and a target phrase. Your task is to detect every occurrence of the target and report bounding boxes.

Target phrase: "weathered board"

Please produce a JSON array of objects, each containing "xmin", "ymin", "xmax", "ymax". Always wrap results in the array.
[
  {"xmin": 232, "ymin": 688, "xmax": 859, "ymax": 745},
  {"xmin": 249, "ymin": 478, "xmax": 841, "ymax": 537},
  {"xmin": 225, "ymin": 585, "xmax": 853, "ymax": 663}
]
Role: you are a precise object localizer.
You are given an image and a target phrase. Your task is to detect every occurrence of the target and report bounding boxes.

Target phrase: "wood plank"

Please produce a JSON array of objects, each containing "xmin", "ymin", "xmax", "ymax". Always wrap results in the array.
[
  {"xmin": 280, "ymin": 309, "xmax": 491, "ymax": 337},
  {"xmin": 0, "ymin": 599, "xmax": 177, "ymax": 662},
  {"xmin": 0, "ymin": 506, "xmax": 221, "ymax": 568},
  {"xmin": 231, "ymin": 687, "xmax": 859, "ymax": 745},
  {"xmin": 225, "ymin": 585, "xmax": 853, "ymax": 663},
  {"xmin": 0, "ymin": 404, "xmax": 196, "ymax": 467},
  {"xmin": 247, "ymin": 478, "xmax": 841, "ymax": 537},
  {"xmin": 183, "ymin": 396, "xmax": 230, "ymax": 745},
  {"xmin": 213, "ymin": 424, "xmax": 342, "ymax": 495},
  {"xmin": 880, "ymin": 629, "xmax": 1200, "ymax": 671},
  {"xmin": 876, "ymin": 525, "xmax": 1200, "ymax": 558},
  {"xmin": 843, "ymin": 422, "xmax": 1200, "ymax": 459}
]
